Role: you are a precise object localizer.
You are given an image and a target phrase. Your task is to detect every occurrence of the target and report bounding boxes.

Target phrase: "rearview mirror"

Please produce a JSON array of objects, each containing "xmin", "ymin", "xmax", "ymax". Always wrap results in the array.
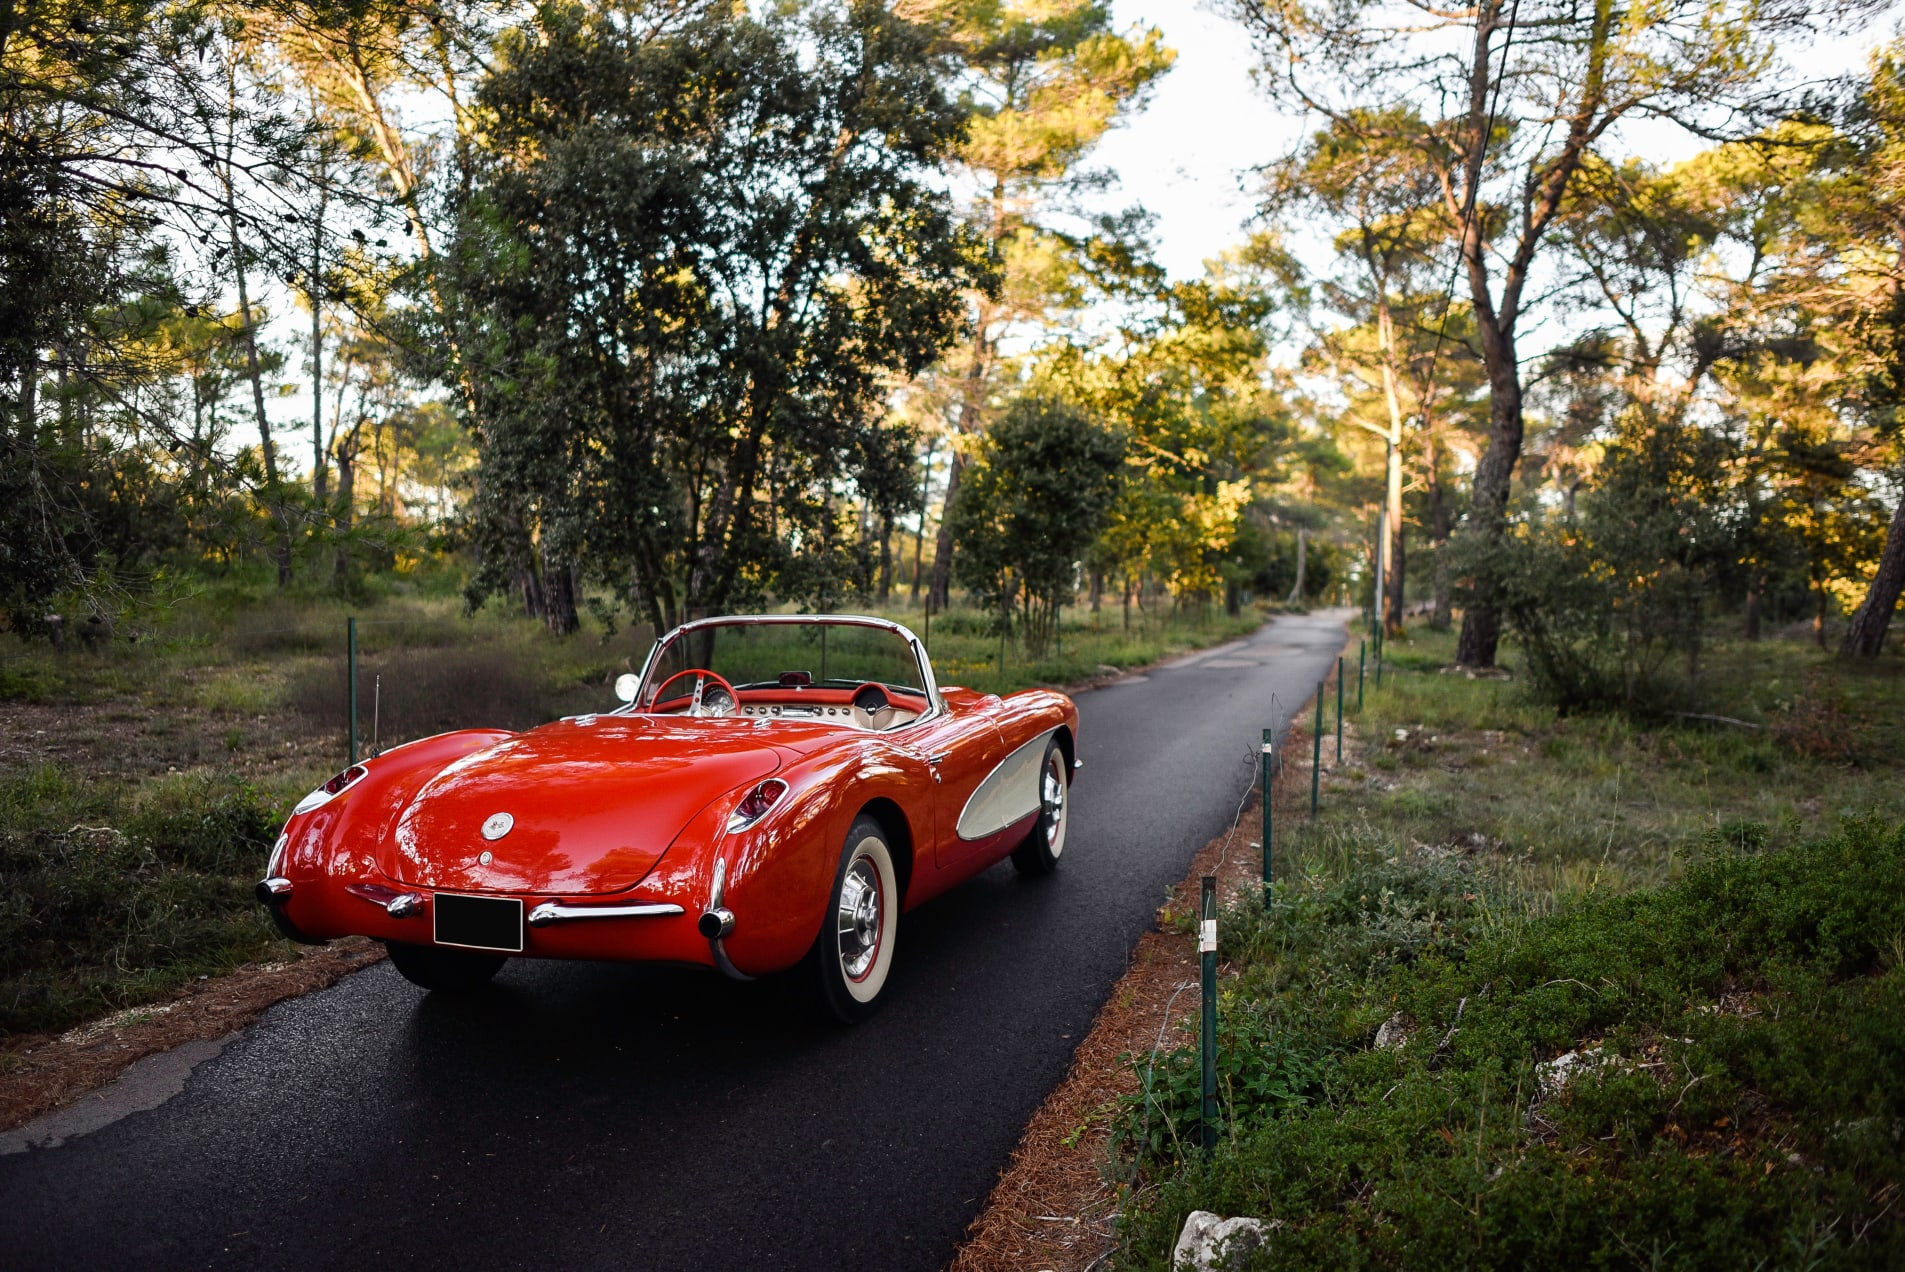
[{"xmin": 614, "ymin": 673, "xmax": 639, "ymax": 704}]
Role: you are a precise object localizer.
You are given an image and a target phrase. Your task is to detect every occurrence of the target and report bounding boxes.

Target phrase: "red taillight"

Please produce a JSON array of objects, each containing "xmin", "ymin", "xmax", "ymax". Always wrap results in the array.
[
  {"xmin": 323, "ymin": 764, "xmax": 367, "ymax": 795},
  {"xmin": 732, "ymin": 779, "xmax": 788, "ymax": 826}
]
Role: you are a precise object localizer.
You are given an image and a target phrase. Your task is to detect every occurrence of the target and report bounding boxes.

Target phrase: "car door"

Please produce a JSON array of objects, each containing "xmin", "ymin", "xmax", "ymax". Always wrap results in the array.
[{"xmin": 903, "ymin": 696, "xmax": 1005, "ymax": 872}]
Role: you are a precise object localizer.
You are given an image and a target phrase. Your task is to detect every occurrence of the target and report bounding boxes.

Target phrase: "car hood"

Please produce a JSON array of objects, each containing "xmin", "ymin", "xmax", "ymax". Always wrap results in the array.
[{"xmin": 384, "ymin": 716, "xmax": 781, "ymax": 896}]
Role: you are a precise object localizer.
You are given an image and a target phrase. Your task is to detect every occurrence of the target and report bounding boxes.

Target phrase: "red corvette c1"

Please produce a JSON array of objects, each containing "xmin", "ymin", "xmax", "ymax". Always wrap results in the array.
[{"xmin": 258, "ymin": 614, "xmax": 1079, "ymax": 1021}]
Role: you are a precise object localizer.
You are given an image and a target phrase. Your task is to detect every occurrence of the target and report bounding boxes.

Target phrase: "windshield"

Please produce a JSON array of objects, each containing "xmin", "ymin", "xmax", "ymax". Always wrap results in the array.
[{"xmin": 637, "ymin": 619, "xmax": 927, "ymax": 706}]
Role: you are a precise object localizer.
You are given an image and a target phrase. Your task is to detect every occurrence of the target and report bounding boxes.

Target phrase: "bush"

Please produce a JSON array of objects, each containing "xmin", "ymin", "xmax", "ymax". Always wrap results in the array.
[
  {"xmin": 0, "ymin": 768, "xmax": 291, "ymax": 1036},
  {"xmin": 1115, "ymin": 819, "xmax": 1905, "ymax": 1268},
  {"xmin": 1474, "ymin": 420, "xmax": 1739, "ymax": 715},
  {"xmin": 285, "ymin": 644, "xmax": 595, "ymax": 742}
]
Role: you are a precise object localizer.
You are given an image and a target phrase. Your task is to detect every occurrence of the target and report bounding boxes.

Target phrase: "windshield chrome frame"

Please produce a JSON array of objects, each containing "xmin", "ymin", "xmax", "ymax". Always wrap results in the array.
[{"xmin": 619, "ymin": 614, "xmax": 944, "ymax": 725}]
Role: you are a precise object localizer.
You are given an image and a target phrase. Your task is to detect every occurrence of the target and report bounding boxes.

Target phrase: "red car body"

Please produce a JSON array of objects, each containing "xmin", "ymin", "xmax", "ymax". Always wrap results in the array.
[{"xmin": 259, "ymin": 615, "xmax": 1078, "ymax": 1013}]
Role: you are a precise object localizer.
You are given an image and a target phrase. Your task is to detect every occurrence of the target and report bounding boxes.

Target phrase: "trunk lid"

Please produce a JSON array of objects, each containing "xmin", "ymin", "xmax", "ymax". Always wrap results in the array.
[{"xmin": 385, "ymin": 716, "xmax": 780, "ymax": 896}]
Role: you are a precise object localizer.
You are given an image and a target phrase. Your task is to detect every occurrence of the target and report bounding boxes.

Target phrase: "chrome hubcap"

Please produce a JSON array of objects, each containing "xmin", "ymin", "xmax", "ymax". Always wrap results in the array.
[
  {"xmin": 1040, "ymin": 757, "xmax": 1066, "ymax": 856},
  {"xmin": 836, "ymin": 856, "xmax": 883, "ymax": 982}
]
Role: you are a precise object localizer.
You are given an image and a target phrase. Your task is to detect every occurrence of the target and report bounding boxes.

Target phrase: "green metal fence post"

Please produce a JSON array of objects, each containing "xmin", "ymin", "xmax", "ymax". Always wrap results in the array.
[
  {"xmin": 1260, "ymin": 728, "xmax": 1274, "ymax": 902},
  {"xmin": 1336, "ymin": 657, "xmax": 1344, "ymax": 762},
  {"xmin": 1311, "ymin": 681, "xmax": 1323, "ymax": 817},
  {"xmin": 347, "ymin": 616, "xmax": 358, "ymax": 765},
  {"xmin": 1358, "ymin": 640, "xmax": 1366, "ymax": 710},
  {"xmin": 1200, "ymin": 875, "xmax": 1218, "ymax": 1156}
]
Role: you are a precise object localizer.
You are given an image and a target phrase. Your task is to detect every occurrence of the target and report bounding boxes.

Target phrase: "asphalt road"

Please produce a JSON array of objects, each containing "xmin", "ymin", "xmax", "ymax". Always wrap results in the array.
[{"xmin": 0, "ymin": 610, "xmax": 1352, "ymax": 1271}]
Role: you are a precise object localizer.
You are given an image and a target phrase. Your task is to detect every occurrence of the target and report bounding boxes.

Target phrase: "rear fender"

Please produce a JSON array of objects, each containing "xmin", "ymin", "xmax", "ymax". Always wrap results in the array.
[
  {"xmin": 280, "ymin": 730, "xmax": 515, "ymax": 888},
  {"xmin": 716, "ymin": 743, "xmax": 924, "ymax": 975}
]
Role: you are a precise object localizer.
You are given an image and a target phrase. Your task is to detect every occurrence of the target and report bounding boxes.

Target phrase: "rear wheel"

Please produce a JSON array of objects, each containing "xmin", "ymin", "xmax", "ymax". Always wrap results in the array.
[
  {"xmin": 385, "ymin": 941, "xmax": 507, "ymax": 992},
  {"xmin": 809, "ymin": 814, "xmax": 900, "ymax": 1024},
  {"xmin": 1011, "ymin": 739, "xmax": 1070, "ymax": 876}
]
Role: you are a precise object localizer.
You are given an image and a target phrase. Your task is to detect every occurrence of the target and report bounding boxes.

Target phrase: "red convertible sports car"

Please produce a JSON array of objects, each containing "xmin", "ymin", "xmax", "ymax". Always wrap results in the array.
[{"xmin": 258, "ymin": 614, "xmax": 1079, "ymax": 1021}]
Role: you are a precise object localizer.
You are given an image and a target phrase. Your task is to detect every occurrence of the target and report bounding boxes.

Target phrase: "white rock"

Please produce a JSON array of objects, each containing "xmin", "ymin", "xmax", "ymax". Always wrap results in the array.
[
  {"xmin": 1373, "ymin": 1012, "xmax": 1410, "ymax": 1050},
  {"xmin": 1173, "ymin": 1210, "xmax": 1271, "ymax": 1270},
  {"xmin": 1536, "ymin": 1046, "xmax": 1607, "ymax": 1098}
]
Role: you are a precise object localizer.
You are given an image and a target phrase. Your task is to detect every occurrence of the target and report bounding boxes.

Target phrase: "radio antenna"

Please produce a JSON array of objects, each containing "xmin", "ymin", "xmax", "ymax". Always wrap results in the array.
[{"xmin": 372, "ymin": 674, "xmax": 382, "ymax": 757}]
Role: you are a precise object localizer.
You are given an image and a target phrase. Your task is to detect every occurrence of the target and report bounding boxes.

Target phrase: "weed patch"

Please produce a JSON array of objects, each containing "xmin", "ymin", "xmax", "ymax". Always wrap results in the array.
[{"xmin": 0, "ymin": 768, "xmax": 291, "ymax": 1036}]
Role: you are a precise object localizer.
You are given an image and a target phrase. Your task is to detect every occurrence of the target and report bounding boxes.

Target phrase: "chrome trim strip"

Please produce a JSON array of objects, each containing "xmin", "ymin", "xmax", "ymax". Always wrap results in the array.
[
  {"xmin": 703, "ymin": 856, "xmax": 753, "ymax": 981},
  {"xmin": 525, "ymin": 900, "xmax": 685, "ymax": 927},
  {"xmin": 956, "ymin": 728, "xmax": 1057, "ymax": 842},
  {"xmin": 710, "ymin": 935, "xmax": 751, "ymax": 981}
]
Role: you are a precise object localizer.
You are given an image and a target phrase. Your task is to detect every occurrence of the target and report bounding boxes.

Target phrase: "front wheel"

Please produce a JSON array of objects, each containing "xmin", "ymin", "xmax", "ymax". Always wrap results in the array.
[
  {"xmin": 1011, "ymin": 739, "xmax": 1070, "ymax": 876},
  {"xmin": 385, "ymin": 941, "xmax": 507, "ymax": 992},
  {"xmin": 809, "ymin": 814, "xmax": 900, "ymax": 1024}
]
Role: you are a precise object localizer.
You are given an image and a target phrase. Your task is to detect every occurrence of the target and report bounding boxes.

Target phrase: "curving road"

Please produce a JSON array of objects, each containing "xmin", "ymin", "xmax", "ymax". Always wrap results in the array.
[{"xmin": 0, "ymin": 611, "xmax": 1350, "ymax": 1271}]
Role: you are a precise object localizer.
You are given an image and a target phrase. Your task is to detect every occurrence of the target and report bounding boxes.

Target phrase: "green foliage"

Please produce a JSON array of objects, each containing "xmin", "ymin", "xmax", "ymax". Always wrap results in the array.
[
  {"xmin": 446, "ymin": 0, "xmax": 987, "ymax": 631},
  {"xmin": 1484, "ymin": 420, "xmax": 1741, "ymax": 714},
  {"xmin": 0, "ymin": 768, "xmax": 290, "ymax": 1036},
  {"xmin": 949, "ymin": 395, "xmax": 1124, "ymax": 653},
  {"xmin": 1114, "ymin": 998, "xmax": 1329, "ymax": 1167},
  {"xmin": 1117, "ymin": 819, "xmax": 1905, "ymax": 1269}
]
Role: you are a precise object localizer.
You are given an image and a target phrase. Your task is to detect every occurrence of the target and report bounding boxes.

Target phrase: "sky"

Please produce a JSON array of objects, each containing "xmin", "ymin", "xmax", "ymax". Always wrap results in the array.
[
  {"xmin": 238, "ymin": 1, "xmax": 1904, "ymax": 471},
  {"xmin": 1089, "ymin": 0, "xmax": 1904, "ymax": 287},
  {"xmin": 1091, "ymin": 1, "xmax": 1297, "ymax": 282}
]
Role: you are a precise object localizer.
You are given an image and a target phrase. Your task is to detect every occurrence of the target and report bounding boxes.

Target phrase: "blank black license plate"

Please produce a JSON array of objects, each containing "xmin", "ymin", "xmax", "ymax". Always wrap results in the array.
[{"xmin": 433, "ymin": 893, "xmax": 524, "ymax": 952}]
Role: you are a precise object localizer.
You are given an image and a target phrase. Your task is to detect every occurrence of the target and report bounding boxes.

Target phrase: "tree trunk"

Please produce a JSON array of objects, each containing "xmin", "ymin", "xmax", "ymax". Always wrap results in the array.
[
  {"xmin": 332, "ymin": 435, "xmax": 355, "ymax": 586},
  {"xmin": 1386, "ymin": 520, "xmax": 1406, "ymax": 633},
  {"xmin": 911, "ymin": 438, "xmax": 934, "ymax": 603},
  {"xmin": 1744, "ymin": 580, "xmax": 1762, "ymax": 642},
  {"xmin": 878, "ymin": 514, "xmax": 893, "ymax": 602},
  {"xmin": 1089, "ymin": 567, "xmax": 1103, "ymax": 614},
  {"xmin": 1427, "ymin": 439, "xmax": 1453, "ymax": 630},
  {"xmin": 310, "ymin": 153, "xmax": 328, "ymax": 508},
  {"xmin": 1376, "ymin": 306, "xmax": 1407, "ymax": 636},
  {"xmin": 1455, "ymin": 365, "xmax": 1525, "ymax": 666},
  {"xmin": 928, "ymin": 451, "xmax": 965, "ymax": 610},
  {"xmin": 541, "ymin": 542, "xmax": 579, "ymax": 635},
  {"xmin": 1840, "ymin": 490, "xmax": 1905, "ymax": 657},
  {"xmin": 222, "ymin": 68, "xmax": 290, "ymax": 589},
  {"xmin": 1287, "ymin": 526, "xmax": 1307, "ymax": 603}
]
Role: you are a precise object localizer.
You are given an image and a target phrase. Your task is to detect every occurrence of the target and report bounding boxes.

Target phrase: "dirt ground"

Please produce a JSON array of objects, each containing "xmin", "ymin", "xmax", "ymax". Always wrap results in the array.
[{"xmin": 0, "ymin": 938, "xmax": 384, "ymax": 1133}]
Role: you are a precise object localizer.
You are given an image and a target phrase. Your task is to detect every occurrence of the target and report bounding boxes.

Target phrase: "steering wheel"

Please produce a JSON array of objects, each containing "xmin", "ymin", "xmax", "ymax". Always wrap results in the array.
[
  {"xmin": 851, "ymin": 682, "xmax": 897, "ymax": 729},
  {"xmin": 649, "ymin": 669, "xmax": 739, "ymax": 718}
]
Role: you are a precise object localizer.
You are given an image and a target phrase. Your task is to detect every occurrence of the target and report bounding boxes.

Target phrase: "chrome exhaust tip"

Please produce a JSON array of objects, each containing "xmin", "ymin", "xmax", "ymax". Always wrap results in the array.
[
  {"xmin": 698, "ymin": 907, "xmax": 735, "ymax": 940},
  {"xmin": 257, "ymin": 876, "xmax": 292, "ymax": 905}
]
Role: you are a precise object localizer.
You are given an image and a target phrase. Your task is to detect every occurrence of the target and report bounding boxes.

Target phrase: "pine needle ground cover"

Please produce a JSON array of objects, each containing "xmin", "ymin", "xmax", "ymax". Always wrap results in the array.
[{"xmin": 1114, "ymin": 628, "xmax": 1905, "ymax": 1269}]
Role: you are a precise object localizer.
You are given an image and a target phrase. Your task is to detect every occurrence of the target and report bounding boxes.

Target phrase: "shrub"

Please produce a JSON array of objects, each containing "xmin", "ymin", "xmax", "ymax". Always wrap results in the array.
[
  {"xmin": 1116, "ymin": 818, "xmax": 1905, "ymax": 1268},
  {"xmin": 0, "ymin": 768, "xmax": 291, "ymax": 1036},
  {"xmin": 1472, "ymin": 420, "xmax": 1739, "ymax": 715}
]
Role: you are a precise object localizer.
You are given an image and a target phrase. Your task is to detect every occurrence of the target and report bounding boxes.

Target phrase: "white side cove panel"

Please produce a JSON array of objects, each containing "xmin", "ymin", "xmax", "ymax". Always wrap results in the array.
[{"xmin": 956, "ymin": 728, "xmax": 1055, "ymax": 841}]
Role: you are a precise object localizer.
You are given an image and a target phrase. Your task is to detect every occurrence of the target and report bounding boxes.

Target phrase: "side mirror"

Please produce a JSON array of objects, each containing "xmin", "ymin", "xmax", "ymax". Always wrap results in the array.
[{"xmin": 614, "ymin": 673, "xmax": 639, "ymax": 704}]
